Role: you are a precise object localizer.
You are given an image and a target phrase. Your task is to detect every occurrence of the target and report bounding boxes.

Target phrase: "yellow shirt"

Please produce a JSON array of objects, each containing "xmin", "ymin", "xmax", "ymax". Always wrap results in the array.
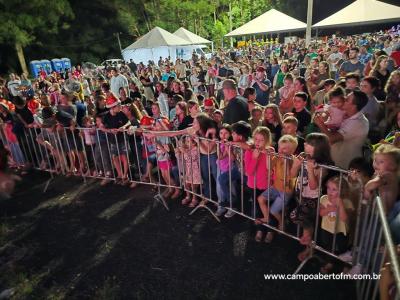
[
  {"xmin": 272, "ymin": 156, "xmax": 296, "ymax": 194},
  {"xmin": 320, "ymin": 195, "xmax": 354, "ymax": 235}
]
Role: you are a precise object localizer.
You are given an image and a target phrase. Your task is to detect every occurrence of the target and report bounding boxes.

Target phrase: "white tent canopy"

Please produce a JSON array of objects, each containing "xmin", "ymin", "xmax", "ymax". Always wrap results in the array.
[
  {"xmin": 225, "ymin": 9, "xmax": 307, "ymax": 37},
  {"xmin": 122, "ymin": 27, "xmax": 208, "ymax": 63},
  {"xmin": 313, "ymin": 0, "xmax": 400, "ymax": 28},
  {"xmin": 173, "ymin": 27, "xmax": 211, "ymax": 44},
  {"xmin": 123, "ymin": 26, "xmax": 190, "ymax": 50}
]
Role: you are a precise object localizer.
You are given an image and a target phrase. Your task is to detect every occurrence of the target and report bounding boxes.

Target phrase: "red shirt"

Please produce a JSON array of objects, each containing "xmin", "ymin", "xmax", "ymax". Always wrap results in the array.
[{"xmin": 390, "ymin": 51, "xmax": 400, "ymax": 67}]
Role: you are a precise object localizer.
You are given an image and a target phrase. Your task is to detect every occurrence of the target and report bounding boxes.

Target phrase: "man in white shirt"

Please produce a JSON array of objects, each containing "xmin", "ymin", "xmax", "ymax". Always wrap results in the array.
[
  {"xmin": 327, "ymin": 45, "xmax": 342, "ymax": 79},
  {"xmin": 110, "ymin": 67, "xmax": 128, "ymax": 98},
  {"xmin": 175, "ymin": 59, "xmax": 186, "ymax": 81},
  {"xmin": 314, "ymin": 90, "xmax": 369, "ymax": 169},
  {"xmin": 7, "ymin": 73, "xmax": 21, "ymax": 99}
]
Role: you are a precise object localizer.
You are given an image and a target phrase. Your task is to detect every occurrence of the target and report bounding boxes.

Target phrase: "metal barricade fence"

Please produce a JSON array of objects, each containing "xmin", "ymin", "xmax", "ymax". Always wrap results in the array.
[{"xmin": 1, "ymin": 125, "xmax": 399, "ymax": 299}]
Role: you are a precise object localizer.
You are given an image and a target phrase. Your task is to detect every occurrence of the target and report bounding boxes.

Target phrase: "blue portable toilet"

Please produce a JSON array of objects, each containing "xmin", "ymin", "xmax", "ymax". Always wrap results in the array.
[
  {"xmin": 40, "ymin": 59, "xmax": 52, "ymax": 75},
  {"xmin": 29, "ymin": 60, "xmax": 43, "ymax": 78},
  {"xmin": 61, "ymin": 58, "xmax": 72, "ymax": 71},
  {"xmin": 51, "ymin": 58, "xmax": 63, "ymax": 73}
]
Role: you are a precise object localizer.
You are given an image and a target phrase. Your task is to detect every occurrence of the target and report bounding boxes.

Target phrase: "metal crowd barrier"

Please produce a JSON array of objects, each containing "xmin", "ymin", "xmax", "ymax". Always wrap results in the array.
[{"xmin": 1, "ymin": 125, "xmax": 399, "ymax": 300}]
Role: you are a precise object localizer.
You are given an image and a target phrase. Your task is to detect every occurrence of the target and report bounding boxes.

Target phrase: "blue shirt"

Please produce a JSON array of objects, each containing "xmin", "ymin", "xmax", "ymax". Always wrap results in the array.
[
  {"xmin": 252, "ymin": 79, "xmax": 271, "ymax": 106},
  {"xmin": 359, "ymin": 53, "xmax": 372, "ymax": 65},
  {"xmin": 161, "ymin": 72, "xmax": 176, "ymax": 82}
]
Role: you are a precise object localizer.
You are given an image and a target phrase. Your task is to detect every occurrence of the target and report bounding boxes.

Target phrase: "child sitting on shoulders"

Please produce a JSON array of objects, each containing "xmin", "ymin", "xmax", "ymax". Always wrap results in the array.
[{"xmin": 314, "ymin": 86, "xmax": 346, "ymax": 131}]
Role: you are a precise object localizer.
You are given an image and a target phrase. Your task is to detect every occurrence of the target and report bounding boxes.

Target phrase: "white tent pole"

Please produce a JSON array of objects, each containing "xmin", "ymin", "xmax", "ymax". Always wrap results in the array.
[
  {"xmin": 229, "ymin": 1, "xmax": 233, "ymax": 48},
  {"xmin": 306, "ymin": 0, "xmax": 314, "ymax": 47}
]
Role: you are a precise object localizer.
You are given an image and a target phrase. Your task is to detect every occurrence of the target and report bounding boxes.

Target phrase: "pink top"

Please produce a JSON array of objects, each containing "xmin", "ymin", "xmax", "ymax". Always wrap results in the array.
[
  {"xmin": 244, "ymin": 149, "xmax": 272, "ymax": 190},
  {"xmin": 4, "ymin": 123, "xmax": 18, "ymax": 143}
]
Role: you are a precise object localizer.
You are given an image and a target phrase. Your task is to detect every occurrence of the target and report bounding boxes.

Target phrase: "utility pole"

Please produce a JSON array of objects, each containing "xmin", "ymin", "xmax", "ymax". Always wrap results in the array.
[
  {"xmin": 229, "ymin": 1, "xmax": 233, "ymax": 48},
  {"xmin": 115, "ymin": 32, "xmax": 122, "ymax": 55},
  {"xmin": 305, "ymin": 0, "xmax": 313, "ymax": 47}
]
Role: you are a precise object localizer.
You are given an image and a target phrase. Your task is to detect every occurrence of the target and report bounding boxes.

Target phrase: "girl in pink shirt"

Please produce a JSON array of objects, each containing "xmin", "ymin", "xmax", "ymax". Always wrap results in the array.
[{"xmin": 244, "ymin": 126, "xmax": 274, "ymax": 237}]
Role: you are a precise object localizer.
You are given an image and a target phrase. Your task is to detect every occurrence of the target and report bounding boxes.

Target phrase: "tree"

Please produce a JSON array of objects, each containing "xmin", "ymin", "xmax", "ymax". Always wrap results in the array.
[{"xmin": 0, "ymin": 0, "xmax": 73, "ymax": 74}]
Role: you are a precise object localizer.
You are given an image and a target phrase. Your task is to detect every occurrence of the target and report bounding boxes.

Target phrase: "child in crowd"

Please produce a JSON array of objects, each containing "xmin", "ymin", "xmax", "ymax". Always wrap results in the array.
[
  {"xmin": 81, "ymin": 116, "xmax": 97, "ymax": 176},
  {"xmin": 95, "ymin": 115, "xmax": 113, "ymax": 185},
  {"xmin": 256, "ymin": 135, "xmax": 298, "ymax": 242},
  {"xmin": 314, "ymin": 86, "xmax": 346, "ymax": 131},
  {"xmin": 312, "ymin": 79, "xmax": 336, "ymax": 109},
  {"xmin": 262, "ymin": 104, "xmax": 283, "ymax": 148},
  {"xmin": 290, "ymin": 133, "xmax": 334, "ymax": 260},
  {"xmin": 215, "ymin": 124, "xmax": 235, "ymax": 217},
  {"xmin": 217, "ymin": 121, "xmax": 252, "ymax": 217},
  {"xmin": 154, "ymin": 117, "xmax": 178, "ymax": 198},
  {"xmin": 141, "ymin": 116, "xmax": 157, "ymax": 183},
  {"xmin": 278, "ymin": 73, "xmax": 295, "ymax": 113},
  {"xmin": 364, "ymin": 144, "xmax": 400, "ymax": 214},
  {"xmin": 319, "ymin": 176, "xmax": 353, "ymax": 254},
  {"xmin": 0, "ymin": 104, "xmax": 25, "ymax": 171},
  {"xmin": 244, "ymin": 126, "xmax": 274, "ymax": 241},
  {"xmin": 282, "ymin": 116, "xmax": 305, "ymax": 154},
  {"xmin": 36, "ymin": 107, "xmax": 66, "ymax": 174},
  {"xmin": 249, "ymin": 107, "xmax": 262, "ymax": 133},
  {"xmin": 212, "ymin": 110, "xmax": 224, "ymax": 129},
  {"xmin": 177, "ymin": 135, "xmax": 201, "ymax": 207},
  {"xmin": 291, "ymin": 92, "xmax": 311, "ymax": 136},
  {"xmin": 103, "ymin": 95, "xmax": 131, "ymax": 185}
]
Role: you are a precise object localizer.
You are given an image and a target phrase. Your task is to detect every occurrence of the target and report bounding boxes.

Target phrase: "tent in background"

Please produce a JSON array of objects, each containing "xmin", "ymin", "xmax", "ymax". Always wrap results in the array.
[
  {"xmin": 225, "ymin": 9, "xmax": 307, "ymax": 37},
  {"xmin": 173, "ymin": 27, "xmax": 214, "ymax": 57},
  {"xmin": 122, "ymin": 26, "xmax": 190, "ymax": 63},
  {"xmin": 313, "ymin": 0, "xmax": 400, "ymax": 28},
  {"xmin": 173, "ymin": 27, "xmax": 211, "ymax": 45}
]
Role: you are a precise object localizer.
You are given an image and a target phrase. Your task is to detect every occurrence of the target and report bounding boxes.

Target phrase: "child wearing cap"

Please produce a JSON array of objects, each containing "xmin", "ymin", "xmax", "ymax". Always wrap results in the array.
[
  {"xmin": 102, "ymin": 94, "xmax": 131, "ymax": 185},
  {"xmin": 203, "ymin": 98, "xmax": 216, "ymax": 117}
]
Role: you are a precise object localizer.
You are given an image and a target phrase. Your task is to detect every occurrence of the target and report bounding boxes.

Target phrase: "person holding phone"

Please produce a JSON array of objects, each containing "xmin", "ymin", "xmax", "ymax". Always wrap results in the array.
[{"xmin": 251, "ymin": 66, "xmax": 272, "ymax": 106}]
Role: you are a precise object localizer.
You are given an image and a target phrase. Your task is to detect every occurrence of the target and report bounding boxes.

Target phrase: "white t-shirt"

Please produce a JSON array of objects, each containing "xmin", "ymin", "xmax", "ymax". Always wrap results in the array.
[
  {"xmin": 157, "ymin": 92, "xmax": 169, "ymax": 118},
  {"xmin": 7, "ymin": 80, "xmax": 21, "ymax": 96},
  {"xmin": 110, "ymin": 74, "xmax": 128, "ymax": 97},
  {"xmin": 331, "ymin": 111, "xmax": 369, "ymax": 169},
  {"xmin": 328, "ymin": 52, "xmax": 342, "ymax": 72},
  {"xmin": 361, "ymin": 96, "xmax": 380, "ymax": 128},
  {"xmin": 316, "ymin": 105, "xmax": 346, "ymax": 128}
]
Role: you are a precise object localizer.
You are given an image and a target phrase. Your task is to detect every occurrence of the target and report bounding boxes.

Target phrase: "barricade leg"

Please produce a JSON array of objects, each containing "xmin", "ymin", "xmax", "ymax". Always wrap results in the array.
[{"xmin": 188, "ymin": 140, "xmax": 219, "ymax": 221}]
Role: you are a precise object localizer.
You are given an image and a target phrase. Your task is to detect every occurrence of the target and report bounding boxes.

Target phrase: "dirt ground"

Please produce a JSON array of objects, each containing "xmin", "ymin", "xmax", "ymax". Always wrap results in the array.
[{"xmin": 0, "ymin": 171, "xmax": 356, "ymax": 300}]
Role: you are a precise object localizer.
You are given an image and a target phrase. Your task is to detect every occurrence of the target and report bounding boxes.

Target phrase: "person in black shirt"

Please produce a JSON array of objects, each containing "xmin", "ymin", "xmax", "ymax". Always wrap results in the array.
[
  {"xmin": 221, "ymin": 79, "xmax": 249, "ymax": 125},
  {"xmin": 291, "ymin": 92, "xmax": 311, "ymax": 136},
  {"xmin": 94, "ymin": 94, "xmax": 109, "ymax": 117},
  {"xmin": 14, "ymin": 96, "xmax": 34, "ymax": 127},
  {"xmin": 103, "ymin": 95, "xmax": 131, "ymax": 184},
  {"xmin": 13, "ymin": 96, "xmax": 38, "ymax": 167}
]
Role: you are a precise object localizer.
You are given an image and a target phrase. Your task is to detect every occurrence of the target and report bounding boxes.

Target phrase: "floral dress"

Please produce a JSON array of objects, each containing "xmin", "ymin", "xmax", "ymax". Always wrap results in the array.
[{"xmin": 183, "ymin": 147, "xmax": 201, "ymax": 185}]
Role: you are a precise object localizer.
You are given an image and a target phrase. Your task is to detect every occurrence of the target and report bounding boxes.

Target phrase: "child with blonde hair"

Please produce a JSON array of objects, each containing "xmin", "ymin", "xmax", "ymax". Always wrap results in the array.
[
  {"xmin": 256, "ymin": 135, "xmax": 298, "ymax": 242},
  {"xmin": 364, "ymin": 144, "xmax": 400, "ymax": 214},
  {"xmin": 244, "ymin": 126, "xmax": 274, "ymax": 242}
]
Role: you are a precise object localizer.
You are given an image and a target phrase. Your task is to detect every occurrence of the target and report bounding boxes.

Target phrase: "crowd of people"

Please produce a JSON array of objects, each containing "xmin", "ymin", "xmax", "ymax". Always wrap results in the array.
[{"xmin": 1, "ymin": 27, "xmax": 400, "ymax": 289}]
